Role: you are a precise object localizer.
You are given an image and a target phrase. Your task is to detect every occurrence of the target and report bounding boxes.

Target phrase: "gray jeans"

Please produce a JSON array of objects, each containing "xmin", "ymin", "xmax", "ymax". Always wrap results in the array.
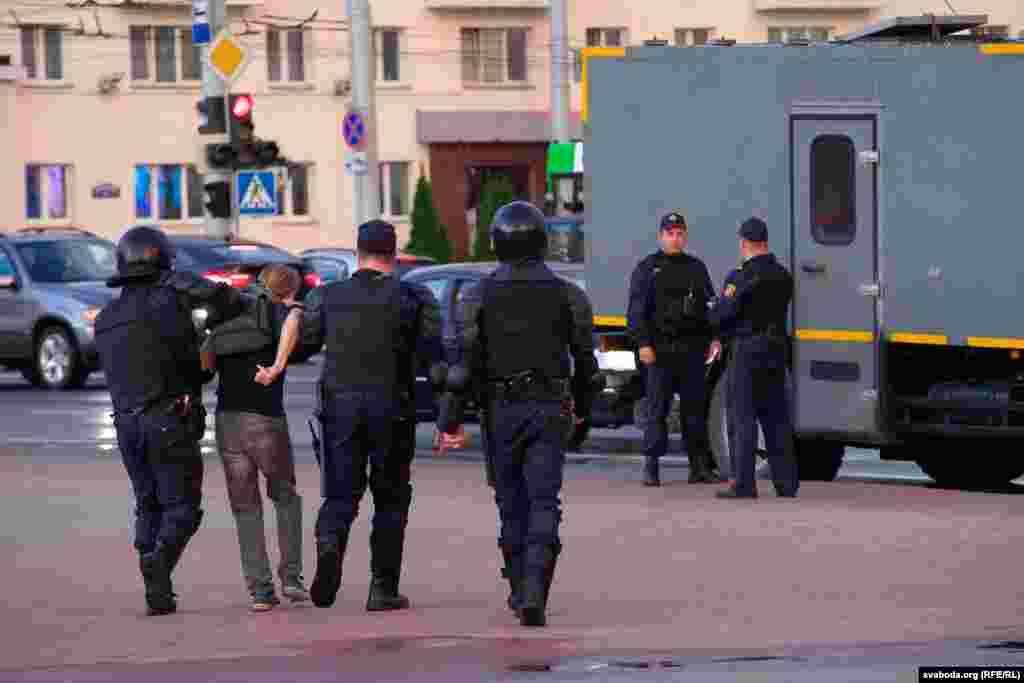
[{"xmin": 216, "ymin": 411, "xmax": 303, "ymax": 596}]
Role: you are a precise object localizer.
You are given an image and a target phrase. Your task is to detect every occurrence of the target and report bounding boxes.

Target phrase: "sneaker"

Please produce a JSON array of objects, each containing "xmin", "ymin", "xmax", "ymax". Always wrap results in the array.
[
  {"xmin": 282, "ymin": 579, "xmax": 310, "ymax": 603},
  {"xmin": 251, "ymin": 591, "xmax": 280, "ymax": 613}
]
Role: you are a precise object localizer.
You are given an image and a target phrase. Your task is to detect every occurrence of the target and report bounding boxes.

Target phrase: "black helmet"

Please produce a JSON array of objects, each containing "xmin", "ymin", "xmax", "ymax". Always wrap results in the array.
[
  {"xmin": 115, "ymin": 225, "xmax": 175, "ymax": 279},
  {"xmin": 489, "ymin": 201, "xmax": 547, "ymax": 263}
]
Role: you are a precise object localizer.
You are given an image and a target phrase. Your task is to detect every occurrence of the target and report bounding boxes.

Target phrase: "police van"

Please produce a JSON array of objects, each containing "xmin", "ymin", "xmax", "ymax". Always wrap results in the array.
[{"xmin": 581, "ymin": 15, "xmax": 1024, "ymax": 489}]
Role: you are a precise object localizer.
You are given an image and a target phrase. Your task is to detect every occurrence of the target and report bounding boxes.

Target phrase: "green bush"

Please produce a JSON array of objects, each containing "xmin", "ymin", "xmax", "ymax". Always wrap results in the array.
[{"xmin": 405, "ymin": 175, "xmax": 451, "ymax": 263}]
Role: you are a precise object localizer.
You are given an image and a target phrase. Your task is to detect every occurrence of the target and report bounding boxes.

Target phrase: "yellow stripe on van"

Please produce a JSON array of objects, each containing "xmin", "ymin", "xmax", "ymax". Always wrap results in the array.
[
  {"xmin": 594, "ymin": 315, "xmax": 627, "ymax": 327},
  {"xmin": 966, "ymin": 336, "xmax": 1024, "ymax": 349},
  {"xmin": 979, "ymin": 44, "xmax": 1024, "ymax": 55},
  {"xmin": 794, "ymin": 329, "xmax": 873, "ymax": 343},
  {"xmin": 889, "ymin": 333, "xmax": 948, "ymax": 345}
]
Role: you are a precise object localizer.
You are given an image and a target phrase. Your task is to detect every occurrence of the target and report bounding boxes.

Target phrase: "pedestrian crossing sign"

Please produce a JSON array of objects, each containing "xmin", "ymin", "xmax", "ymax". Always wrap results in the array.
[{"xmin": 236, "ymin": 170, "xmax": 277, "ymax": 216}]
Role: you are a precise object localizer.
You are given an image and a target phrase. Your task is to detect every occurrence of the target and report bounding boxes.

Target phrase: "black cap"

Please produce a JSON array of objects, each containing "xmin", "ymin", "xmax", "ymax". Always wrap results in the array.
[
  {"xmin": 357, "ymin": 219, "xmax": 397, "ymax": 254},
  {"xmin": 738, "ymin": 217, "xmax": 768, "ymax": 242},
  {"xmin": 659, "ymin": 211, "xmax": 687, "ymax": 231}
]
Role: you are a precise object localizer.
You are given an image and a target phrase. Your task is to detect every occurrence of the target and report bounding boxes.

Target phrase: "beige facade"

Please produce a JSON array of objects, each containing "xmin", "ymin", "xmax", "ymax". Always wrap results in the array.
[{"xmin": 2, "ymin": 0, "xmax": 1021, "ymax": 255}]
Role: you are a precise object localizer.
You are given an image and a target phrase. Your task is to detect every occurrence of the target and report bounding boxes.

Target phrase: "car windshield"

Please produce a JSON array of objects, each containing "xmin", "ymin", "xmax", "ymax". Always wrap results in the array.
[{"xmin": 16, "ymin": 240, "xmax": 117, "ymax": 283}]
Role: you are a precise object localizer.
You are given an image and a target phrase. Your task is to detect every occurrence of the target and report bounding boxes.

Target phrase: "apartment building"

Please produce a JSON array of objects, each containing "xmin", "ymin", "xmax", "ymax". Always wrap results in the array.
[{"xmin": 3, "ymin": 0, "xmax": 1021, "ymax": 257}]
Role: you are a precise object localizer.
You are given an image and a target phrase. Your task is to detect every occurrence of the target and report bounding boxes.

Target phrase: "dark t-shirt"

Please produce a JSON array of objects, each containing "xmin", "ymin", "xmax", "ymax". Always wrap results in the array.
[{"xmin": 215, "ymin": 302, "xmax": 293, "ymax": 417}]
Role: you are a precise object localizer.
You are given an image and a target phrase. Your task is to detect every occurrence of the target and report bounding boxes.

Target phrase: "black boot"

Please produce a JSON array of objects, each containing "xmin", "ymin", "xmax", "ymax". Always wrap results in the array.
[
  {"xmin": 643, "ymin": 458, "xmax": 660, "ymax": 487},
  {"xmin": 500, "ymin": 546, "xmax": 524, "ymax": 612},
  {"xmin": 688, "ymin": 449, "xmax": 723, "ymax": 483},
  {"xmin": 519, "ymin": 545, "xmax": 558, "ymax": 628},
  {"xmin": 139, "ymin": 545, "xmax": 176, "ymax": 616},
  {"xmin": 310, "ymin": 535, "xmax": 346, "ymax": 608},
  {"xmin": 366, "ymin": 573, "xmax": 410, "ymax": 611}
]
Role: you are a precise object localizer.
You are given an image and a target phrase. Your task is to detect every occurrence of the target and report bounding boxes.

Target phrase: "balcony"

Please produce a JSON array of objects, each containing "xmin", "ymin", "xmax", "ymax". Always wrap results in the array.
[
  {"xmin": 754, "ymin": 0, "xmax": 881, "ymax": 10},
  {"xmin": 425, "ymin": 0, "xmax": 548, "ymax": 10}
]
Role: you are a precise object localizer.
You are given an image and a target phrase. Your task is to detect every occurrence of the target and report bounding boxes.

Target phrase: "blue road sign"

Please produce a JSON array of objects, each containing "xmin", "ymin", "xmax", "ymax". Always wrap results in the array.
[
  {"xmin": 192, "ymin": 0, "xmax": 210, "ymax": 44},
  {"xmin": 192, "ymin": 23, "xmax": 211, "ymax": 45},
  {"xmin": 343, "ymin": 111, "xmax": 366, "ymax": 150},
  {"xmin": 237, "ymin": 170, "xmax": 277, "ymax": 216}
]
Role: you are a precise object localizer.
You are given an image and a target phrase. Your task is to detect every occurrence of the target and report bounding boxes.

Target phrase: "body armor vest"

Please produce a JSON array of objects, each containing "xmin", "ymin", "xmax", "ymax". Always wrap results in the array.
[
  {"xmin": 321, "ymin": 274, "xmax": 402, "ymax": 391},
  {"xmin": 744, "ymin": 264, "xmax": 792, "ymax": 336},
  {"xmin": 652, "ymin": 256, "xmax": 709, "ymax": 340},
  {"xmin": 481, "ymin": 274, "xmax": 571, "ymax": 381},
  {"xmin": 94, "ymin": 287, "xmax": 193, "ymax": 412}
]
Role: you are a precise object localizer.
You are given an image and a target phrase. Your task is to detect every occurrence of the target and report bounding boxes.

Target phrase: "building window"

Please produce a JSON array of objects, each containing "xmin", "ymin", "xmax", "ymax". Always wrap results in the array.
[
  {"xmin": 675, "ymin": 28, "xmax": 712, "ymax": 46},
  {"xmin": 972, "ymin": 25, "xmax": 1009, "ymax": 39},
  {"xmin": 275, "ymin": 164, "xmax": 312, "ymax": 217},
  {"xmin": 461, "ymin": 28, "xmax": 528, "ymax": 84},
  {"xmin": 810, "ymin": 135, "xmax": 856, "ymax": 246},
  {"xmin": 25, "ymin": 165, "xmax": 70, "ymax": 221},
  {"xmin": 135, "ymin": 164, "xmax": 204, "ymax": 221},
  {"xmin": 130, "ymin": 26, "xmax": 201, "ymax": 82},
  {"xmin": 768, "ymin": 26, "xmax": 830, "ymax": 43},
  {"xmin": 375, "ymin": 29, "xmax": 401, "ymax": 82},
  {"xmin": 585, "ymin": 27, "xmax": 624, "ymax": 47},
  {"xmin": 20, "ymin": 26, "xmax": 63, "ymax": 80},
  {"xmin": 267, "ymin": 28, "xmax": 307, "ymax": 82},
  {"xmin": 379, "ymin": 162, "xmax": 409, "ymax": 217}
]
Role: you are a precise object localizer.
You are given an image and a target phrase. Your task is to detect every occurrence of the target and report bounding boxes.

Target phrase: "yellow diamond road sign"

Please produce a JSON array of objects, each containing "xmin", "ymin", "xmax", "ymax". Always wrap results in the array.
[{"xmin": 207, "ymin": 29, "xmax": 249, "ymax": 84}]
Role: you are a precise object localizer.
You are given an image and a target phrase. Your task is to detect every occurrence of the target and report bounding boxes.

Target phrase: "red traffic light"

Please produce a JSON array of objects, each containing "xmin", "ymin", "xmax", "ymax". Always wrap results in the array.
[{"xmin": 231, "ymin": 94, "xmax": 253, "ymax": 119}]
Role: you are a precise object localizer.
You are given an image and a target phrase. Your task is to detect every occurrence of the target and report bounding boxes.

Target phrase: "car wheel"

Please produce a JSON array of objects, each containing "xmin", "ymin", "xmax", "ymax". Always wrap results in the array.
[{"xmin": 34, "ymin": 326, "xmax": 86, "ymax": 390}]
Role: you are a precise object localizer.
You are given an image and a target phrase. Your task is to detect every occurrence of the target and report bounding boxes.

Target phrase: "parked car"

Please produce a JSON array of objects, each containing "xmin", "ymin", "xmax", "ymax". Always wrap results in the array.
[
  {"xmin": 0, "ymin": 227, "xmax": 119, "ymax": 389},
  {"xmin": 401, "ymin": 261, "xmax": 639, "ymax": 433},
  {"xmin": 301, "ymin": 247, "xmax": 436, "ymax": 285}
]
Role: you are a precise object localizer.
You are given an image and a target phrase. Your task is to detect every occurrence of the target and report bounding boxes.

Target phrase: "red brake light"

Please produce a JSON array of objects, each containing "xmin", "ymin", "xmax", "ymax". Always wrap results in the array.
[
  {"xmin": 304, "ymin": 272, "xmax": 323, "ymax": 288},
  {"xmin": 203, "ymin": 270, "xmax": 252, "ymax": 288}
]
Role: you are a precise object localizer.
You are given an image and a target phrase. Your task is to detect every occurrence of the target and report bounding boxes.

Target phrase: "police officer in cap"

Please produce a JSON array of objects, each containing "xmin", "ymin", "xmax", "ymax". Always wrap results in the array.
[
  {"xmin": 436, "ymin": 201, "xmax": 599, "ymax": 628},
  {"xmin": 302, "ymin": 219, "xmax": 442, "ymax": 611},
  {"xmin": 710, "ymin": 217, "xmax": 799, "ymax": 499},
  {"xmin": 95, "ymin": 225, "xmax": 254, "ymax": 615},
  {"xmin": 627, "ymin": 211, "xmax": 723, "ymax": 486}
]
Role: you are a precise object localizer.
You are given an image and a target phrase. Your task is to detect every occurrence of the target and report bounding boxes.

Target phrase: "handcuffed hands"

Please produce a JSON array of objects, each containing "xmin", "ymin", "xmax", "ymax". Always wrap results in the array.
[{"xmin": 254, "ymin": 363, "xmax": 283, "ymax": 386}]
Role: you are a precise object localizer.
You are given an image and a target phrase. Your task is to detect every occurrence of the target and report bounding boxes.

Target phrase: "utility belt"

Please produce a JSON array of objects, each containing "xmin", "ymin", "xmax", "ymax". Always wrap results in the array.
[
  {"xmin": 486, "ymin": 371, "xmax": 570, "ymax": 402},
  {"xmin": 111, "ymin": 393, "xmax": 206, "ymax": 452}
]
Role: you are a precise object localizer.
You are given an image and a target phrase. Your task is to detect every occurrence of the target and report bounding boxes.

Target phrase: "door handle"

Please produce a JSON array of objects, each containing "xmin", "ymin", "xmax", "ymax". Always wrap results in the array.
[{"xmin": 800, "ymin": 260, "xmax": 826, "ymax": 274}]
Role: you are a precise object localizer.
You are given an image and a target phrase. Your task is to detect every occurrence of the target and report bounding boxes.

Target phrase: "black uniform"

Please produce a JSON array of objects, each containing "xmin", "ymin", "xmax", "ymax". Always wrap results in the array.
[
  {"xmin": 627, "ymin": 220, "xmax": 721, "ymax": 486},
  {"xmin": 709, "ymin": 218, "xmax": 799, "ymax": 499},
  {"xmin": 94, "ymin": 226, "xmax": 246, "ymax": 616},
  {"xmin": 438, "ymin": 201, "xmax": 598, "ymax": 628},
  {"xmin": 302, "ymin": 220, "xmax": 442, "ymax": 612}
]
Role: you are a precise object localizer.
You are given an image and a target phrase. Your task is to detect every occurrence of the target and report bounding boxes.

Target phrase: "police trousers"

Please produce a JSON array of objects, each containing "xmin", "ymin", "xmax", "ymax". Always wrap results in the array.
[
  {"xmin": 112, "ymin": 408, "xmax": 204, "ymax": 555},
  {"xmin": 315, "ymin": 390, "xmax": 414, "ymax": 577},
  {"xmin": 730, "ymin": 336, "xmax": 799, "ymax": 497},
  {"xmin": 487, "ymin": 397, "xmax": 569, "ymax": 557},
  {"xmin": 643, "ymin": 347, "xmax": 710, "ymax": 462}
]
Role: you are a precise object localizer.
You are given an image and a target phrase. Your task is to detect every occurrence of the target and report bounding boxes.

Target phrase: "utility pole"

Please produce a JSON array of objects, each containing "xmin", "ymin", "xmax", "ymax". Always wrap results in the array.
[
  {"xmin": 197, "ymin": 0, "xmax": 233, "ymax": 239},
  {"xmin": 348, "ymin": 0, "xmax": 380, "ymax": 228},
  {"xmin": 550, "ymin": 0, "xmax": 570, "ymax": 144},
  {"xmin": 549, "ymin": 0, "xmax": 572, "ymax": 215}
]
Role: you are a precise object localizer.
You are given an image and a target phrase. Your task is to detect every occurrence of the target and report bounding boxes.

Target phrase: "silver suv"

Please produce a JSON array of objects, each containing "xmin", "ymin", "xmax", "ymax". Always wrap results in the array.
[{"xmin": 0, "ymin": 228, "xmax": 118, "ymax": 389}]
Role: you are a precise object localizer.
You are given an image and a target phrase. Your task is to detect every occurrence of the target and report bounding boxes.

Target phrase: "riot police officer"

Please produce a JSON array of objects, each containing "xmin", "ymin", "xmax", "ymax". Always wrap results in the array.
[
  {"xmin": 709, "ymin": 217, "xmax": 799, "ymax": 499},
  {"xmin": 95, "ymin": 225, "xmax": 251, "ymax": 616},
  {"xmin": 435, "ymin": 201, "xmax": 599, "ymax": 628},
  {"xmin": 627, "ymin": 212, "xmax": 723, "ymax": 486},
  {"xmin": 302, "ymin": 219, "xmax": 442, "ymax": 611}
]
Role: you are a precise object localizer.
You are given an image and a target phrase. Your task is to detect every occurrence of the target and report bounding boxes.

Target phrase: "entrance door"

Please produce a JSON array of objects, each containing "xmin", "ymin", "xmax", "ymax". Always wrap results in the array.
[{"xmin": 791, "ymin": 116, "xmax": 879, "ymax": 437}]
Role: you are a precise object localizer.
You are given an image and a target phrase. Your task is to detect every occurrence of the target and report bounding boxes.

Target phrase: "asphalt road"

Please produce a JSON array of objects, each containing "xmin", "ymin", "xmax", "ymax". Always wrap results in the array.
[
  {"xmin": 0, "ymin": 358, "xmax": 957, "ymax": 486},
  {"xmin": 3, "ymin": 360, "xmax": 1023, "ymax": 682}
]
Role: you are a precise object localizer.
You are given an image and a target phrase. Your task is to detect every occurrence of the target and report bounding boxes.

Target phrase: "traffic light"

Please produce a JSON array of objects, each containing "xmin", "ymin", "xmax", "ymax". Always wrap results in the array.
[
  {"xmin": 203, "ymin": 180, "xmax": 231, "ymax": 218},
  {"xmin": 228, "ymin": 93, "xmax": 254, "ymax": 146},
  {"xmin": 197, "ymin": 96, "xmax": 226, "ymax": 135},
  {"xmin": 205, "ymin": 142, "xmax": 238, "ymax": 170}
]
